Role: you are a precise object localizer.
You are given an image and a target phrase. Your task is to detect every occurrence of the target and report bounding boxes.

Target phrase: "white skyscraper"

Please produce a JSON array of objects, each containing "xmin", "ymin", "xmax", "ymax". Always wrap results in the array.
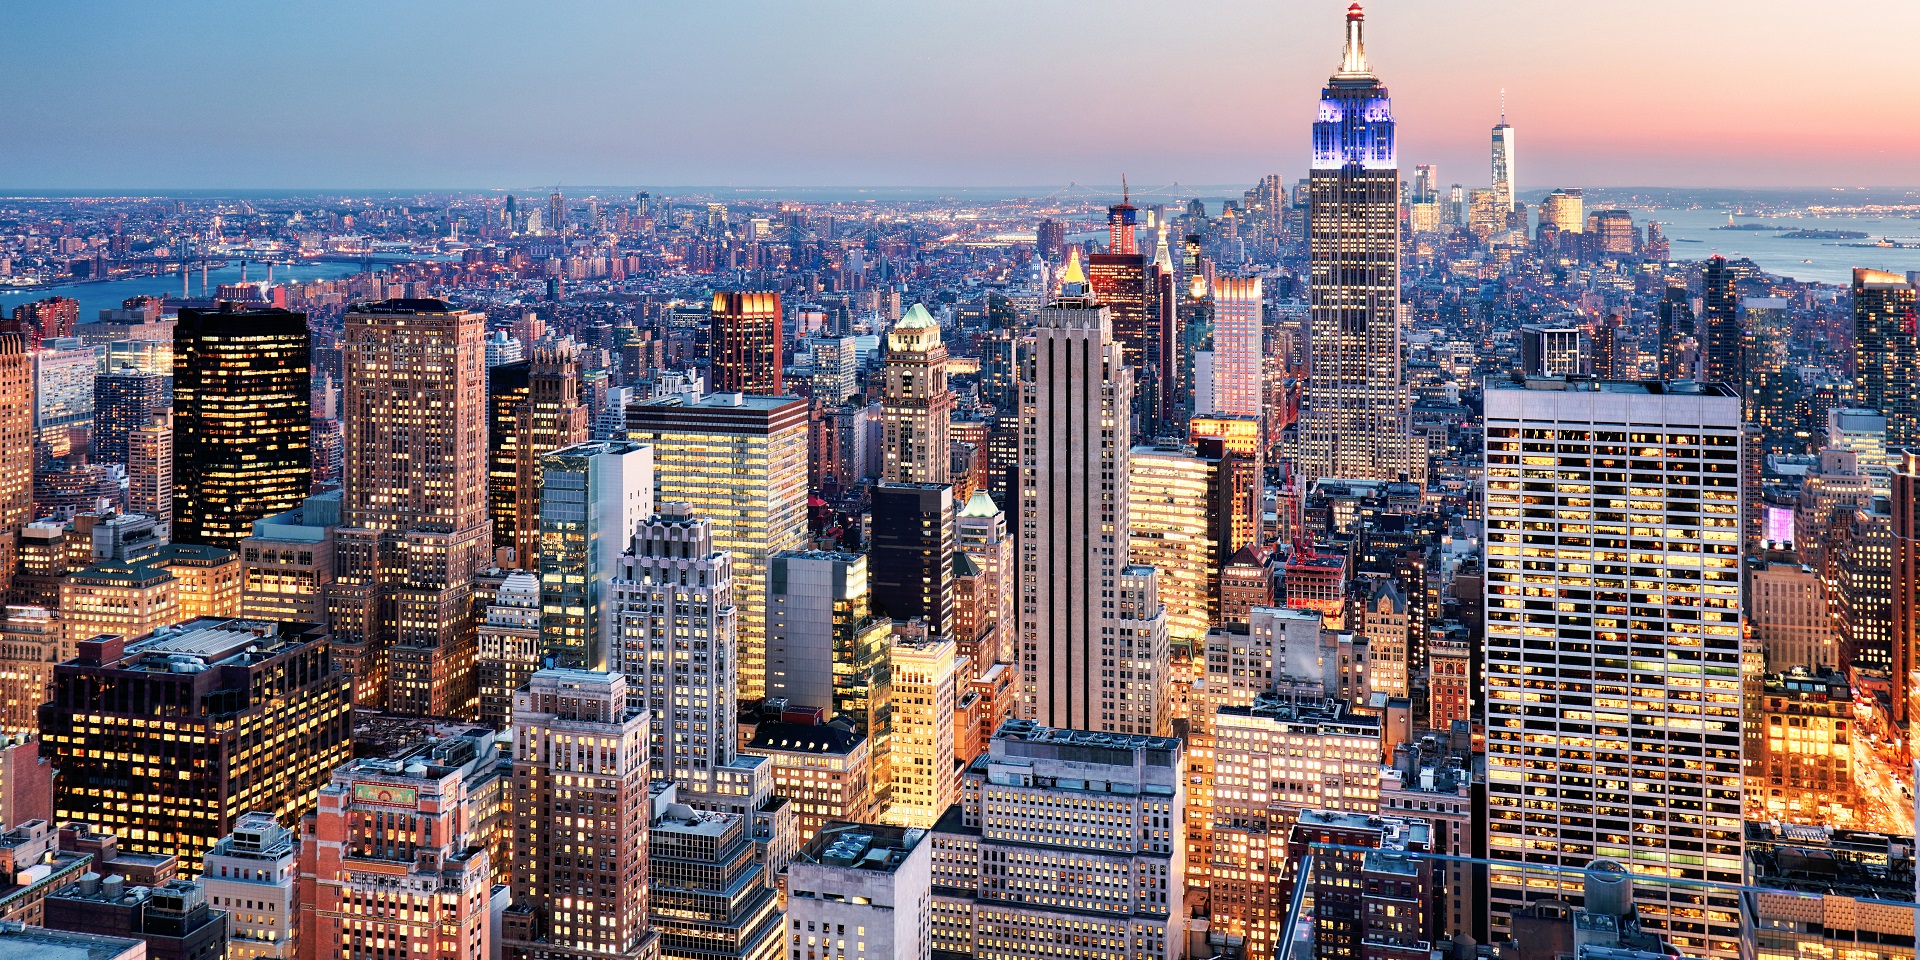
[
  {"xmin": 1020, "ymin": 253, "xmax": 1162, "ymax": 733},
  {"xmin": 1483, "ymin": 377, "xmax": 1743, "ymax": 960},
  {"xmin": 1491, "ymin": 101, "xmax": 1517, "ymax": 211},
  {"xmin": 612, "ymin": 503, "xmax": 739, "ymax": 796},
  {"xmin": 538, "ymin": 439, "xmax": 654, "ymax": 671}
]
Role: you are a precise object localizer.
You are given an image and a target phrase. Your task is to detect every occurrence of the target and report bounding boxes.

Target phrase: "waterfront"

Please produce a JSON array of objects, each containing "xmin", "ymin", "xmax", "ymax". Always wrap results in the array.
[
  {"xmin": 1627, "ymin": 208, "xmax": 1920, "ymax": 285},
  {"xmin": 0, "ymin": 260, "xmax": 369, "ymax": 319}
]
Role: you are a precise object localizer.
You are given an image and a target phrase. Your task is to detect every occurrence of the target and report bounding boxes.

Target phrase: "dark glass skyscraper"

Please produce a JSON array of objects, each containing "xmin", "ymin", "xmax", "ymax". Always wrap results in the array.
[
  {"xmin": 709, "ymin": 290, "xmax": 783, "ymax": 395},
  {"xmin": 870, "ymin": 481, "xmax": 955, "ymax": 636},
  {"xmin": 1701, "ymin": 255, "xmax": 1743, "ymax": 390},
  {"xmin": 172, "ymin": 305, "xmax": 311, "ymax": 549},
  {"xmin": 1853, "ymin": 268, "xmax": 1918, "ymax": 448},
  {"xmin": 1658, "ymin": 285, "xmax": 1696, "ymax": 380}
]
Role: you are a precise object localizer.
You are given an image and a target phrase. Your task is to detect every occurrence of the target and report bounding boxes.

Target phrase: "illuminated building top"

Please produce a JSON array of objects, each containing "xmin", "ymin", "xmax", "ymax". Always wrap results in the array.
[{"xmin": 1313, "ymin": 3, "xmax": 1395, "ymax": 171}]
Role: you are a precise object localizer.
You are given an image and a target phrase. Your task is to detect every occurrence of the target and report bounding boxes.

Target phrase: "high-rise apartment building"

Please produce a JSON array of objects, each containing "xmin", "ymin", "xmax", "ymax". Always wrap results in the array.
[
  {"xmin": 476, "ymin": 570, "xmax": 541, "ymax": 730},
  {"xmin": 1019, "ymin": 260, "xmax": 1140, "ymax": 731},
  {"xmin": 885, "ymin": 633, "xmax": 955, "ymax": 829},
  {"xmin": 929, "ymin": 720, "xmax": 1185, "ymax": 960},
  {"xmin": 1483, "ymin": 378, "xmax": 1743, "ymax": 960},
  {"xmin": 172, "ymin": 305, "xmax": 311, "ymax": 550},
  {"xmin": 32, "ymin": 337, "xmax": 93, "ymax": 453},
  {"xmin": 334, "ymin": 298, "xmax": 490, "ymax": 717},
  {"xmin": 879, "ymin": 304, "xmax": 952, "ymax": 484},
  {"xmin": 1298, "ymin": 6, "xmax": 1413, "ymax": 484},
  {"xmin": 627, "ymin": 393, "xmax": 808, "ymax": 700},
  {"xmin": 1892, "ymin": 452, "xmax": 1920, "ymax": 724},
  {"xmin": 501, "ymin": 669, "xmax": 658, "ymax": 960},
  {"xmin": 709, "ymin": 291, "xmax": 783, "ymax": 396},
  {"xmin": 1852, "ymin": 269, "xmax": 1918, "ymax": 448},
  {"xmin": 538, "ymin": 440, "xmax": 653, "ymax": 671},
  {"xmin": 869, "ymin": 482, "xmax": 955, "ymax": 635},
  {"xmin": 0, "ymin": 333, "xmax": 31, "ymax": 592},
  {"xmin": 42, "ymin": 619, "xmax": 352, "ymax": 876},
  {"xmin": 299, "ymin": 732, "xmax": 499, "ymax": 960}
]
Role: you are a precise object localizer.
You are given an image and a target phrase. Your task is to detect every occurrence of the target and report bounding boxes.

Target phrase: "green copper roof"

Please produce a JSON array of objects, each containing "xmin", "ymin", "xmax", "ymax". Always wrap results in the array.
[
  {"xmin": 959, "ymin": 489, "xmax": 1000, "ymax": 518},
  {"xmin": 897, "ymin": 302, "xmax": 937, "ymax": 329}
]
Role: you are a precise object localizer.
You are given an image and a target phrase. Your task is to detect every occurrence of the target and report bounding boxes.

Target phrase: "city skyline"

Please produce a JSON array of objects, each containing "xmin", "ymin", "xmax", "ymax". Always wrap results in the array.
[{"xmin": 5, "ymin": 0, "xmax": 1919, "ymax": 190}]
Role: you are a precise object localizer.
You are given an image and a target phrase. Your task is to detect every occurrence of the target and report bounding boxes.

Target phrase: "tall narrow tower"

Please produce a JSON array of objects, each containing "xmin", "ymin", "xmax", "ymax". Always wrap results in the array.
[
  {"xmin": 880, "ymin": 303, "xmax": 953, "ymax": 484},
  {"xmin": 1297, "ymin": 3, "xmax": 1413, "ymax": 484},
  {"xmin": 1490, "ymin": 93, "xmax": 1517, "ymax": 211}
]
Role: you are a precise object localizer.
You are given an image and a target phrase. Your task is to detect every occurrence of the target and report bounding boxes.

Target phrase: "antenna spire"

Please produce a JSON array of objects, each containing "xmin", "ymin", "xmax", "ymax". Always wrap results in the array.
[
  {"xmin": 1122, "ymin": 174, "xmax": 1129, "ymax": 205},
  {"xmin": 1500, "ymin": 88, "xmax": 1507, "ymax": 124},
  {"xmin": 1340, "ymin": 3, "xmax": 1369, "ymax": 76}
]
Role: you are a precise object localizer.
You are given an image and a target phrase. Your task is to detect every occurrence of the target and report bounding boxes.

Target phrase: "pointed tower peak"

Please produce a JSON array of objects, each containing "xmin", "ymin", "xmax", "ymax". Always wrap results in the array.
[
  {"xmin": 1061, "ymin": 246, "xmax": 1088, "ymax": 287},
  {"xmin": 1340, "ymin": 3, "xmax": 1369, "ymax": 76}
]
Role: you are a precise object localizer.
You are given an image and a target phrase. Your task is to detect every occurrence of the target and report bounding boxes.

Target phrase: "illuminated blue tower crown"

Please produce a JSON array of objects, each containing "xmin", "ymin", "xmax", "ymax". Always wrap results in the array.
[{"xmin": 1312, "ymin": 3, "xmax": 1395, "ymax": 171}]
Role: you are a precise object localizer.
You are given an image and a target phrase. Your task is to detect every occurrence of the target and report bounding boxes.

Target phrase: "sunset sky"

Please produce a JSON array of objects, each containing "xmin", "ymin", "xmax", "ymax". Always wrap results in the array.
[{"xmin": 6, "ymin": 0, "xmax": 1917, "ymax": 191}]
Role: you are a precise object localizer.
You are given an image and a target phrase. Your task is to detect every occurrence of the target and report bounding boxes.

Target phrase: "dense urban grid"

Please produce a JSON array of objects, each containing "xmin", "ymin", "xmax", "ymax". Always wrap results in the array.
[{"xmin": 0, "ymin": 6, "xmax": 1917, "ymax": 960}]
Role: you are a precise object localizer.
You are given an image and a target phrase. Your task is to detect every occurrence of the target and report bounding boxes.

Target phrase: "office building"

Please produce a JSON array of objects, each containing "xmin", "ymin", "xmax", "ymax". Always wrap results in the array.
[
  {"xmin": 1129, "ymin": 442, "xmax": 1236, "ymax": 647},
  {"xmin": 810, "ymin": 335, "xmax": 859, "ymax": 405},
  {"xmin": 126, "ymin": 413, "xmax": 172, "ymax": 532},
  {"xmin": 1750, "ymin": 560, "xmax": 1832, "ymax": 670},
  {"xmin": 1855, "ymin": 270, "xmax": 1918, "ymax": 447},
  {"xmin": 627, "ymin": 392, "xmax": 809, "ymax": 700},
  {"xmin": 1743, "ymin": 823, "xmax": 1917, "ymax": 960},
  {"xmin": 788, "ymin": 823, "xmax": 932, "ymax": 960},
  {"xmin": 32, "ymin": 337, "xmax": 92, "ymax": 453},
  {"xmin": 1518, "ymin": 324, "xmax": 1588, "ymax": 377},
  {"xmin": 237, "ymin": 493, "xmax": 337, "ymax": 625},
  {"xmin": 171, "ymin": 305, "xmax": 310, "ymax": 551},
  {"xmin": 1757, "ymin": 667, "xmax": 1856, "ymax": 825},
  {"xmin": 91, "ymin": 367, "xmax": 167, "ymax": 466},
  {"xmin": 645, "ymin": 784, "xmax": 782, "ymax": 960},
  {"xmin": 710, "ymin": 291, "xmax": 783, "ymax": 395},
  {"xmin": 743, "ymin": 720, "xmax": 873, "ymax": 845},
  {"xmin": 299, "ymin": 733, "xmax": 497, "ymax": 960},
  {"xmin": 57, "ymin": 560, "xmax": 180, "ymax": 653},
  {"xmin": 501, "ymin": 670, "xmax": 658, "ymax": 960},
  {"xmin": 491, "ymin": 343, "xmax": 592, "ymax": 565},
  {"xmin": 1088, "ymin": 205, "xmax": 1176, "ymax": 435},
  {"xmin": 1898, "ymin": 452, "xmax": 1920, "ymax": 724},
  {"xmin": 1700, "ymin": 256, "xmax": 1743, "ymax": 391},
  {"xmin": 1020, "ymin": 257, "xmax": 1141, "ymax": 732},
  {"xmin": 204, "ymin": 812, "xmax": 297, "ymax": 960},
  {"xmin": 766, "ymin": 550, "xmax": 893, "ymax": 803},
  {"xmin": 885, "ymin": 633, "xmax": 955, "ymax": 829},
  {"xmin": 1657, "ymin": 286, "xmax": 1696, "ymax": 381},
  {"xmin": 868, "ymin": 483, "xmax": 954, "ymax": 635},
  {"xmin": 1284, "ymin": 810, "xmax": 1432, "ymax": 960},
  {"xmin": 1483, "ymin": 377, "xmax": 1743, "ymax": 960},
  {"xmin": 476, "ymin": 570, "xmax": 541, "ymax": 731},
  {"xmin": 334, "ymin": 298, "xmax": 490, "ymax": 717},
  {"xmin": 41, "ymin": 619, "xmax": 352, "ymax": 875},
  {"xmin": 43, "ymin": 875, "xmax": 229, "ymax": 960},
  {"xmin": 0, "ymin": 607, "xmax": 58, "ymax": 737},
  {"xmin": 1211, "ymin": 276, "xmax": 1263, "ymax": 419},
  {"xmin": 928, "ymin": 720, "xmax": 1185, "ymax": 960},
  {"xmin": 879, "ymin": 304, "xmax": 952, "ymax": 484},
  {"xmin": 0, "ymin": 333, "xmax": 30, "ymax": 587},
  {"xmin": 1207, "ymin": 694, "xmax": 1380, "ymax": 960},
  {"xmin": 1379, "ymin": 737, "xmax": 1479, "ymax": 943},
  {"xmin": 1297, "ymin": 6, "xmax": 1412, "ymax": 483},
  {"xmin": 1540, "ymin": 188, "xmax": 1583, "ymax": 234},
  {"xmin": 538, "ymin": 440, "xmax": 653, "ymax": 671},
  {"xmin": 1490, "ymin": 104, "xmax": 1517, "ymax": 210},
  {"xmin": 152, "ymin": 542, "xmax": 241, "ymax": 621},
  {"xmin": 954, "ymin": 490, "xmax": 1012, "ymax": 669}
]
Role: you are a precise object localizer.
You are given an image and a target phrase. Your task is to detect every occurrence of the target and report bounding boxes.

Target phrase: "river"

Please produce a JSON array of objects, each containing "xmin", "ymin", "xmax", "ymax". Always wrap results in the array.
[
  {"xmin": 0, "ymin": 261, "xmax": 370, "ymax": 321},
  {"xmin": 1624, "ymin": 208, "xmax": 1920, "ymax": 286}
]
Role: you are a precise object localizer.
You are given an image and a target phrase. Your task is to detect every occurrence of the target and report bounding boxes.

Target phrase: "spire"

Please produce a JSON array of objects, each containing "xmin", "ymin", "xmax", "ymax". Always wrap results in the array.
[
  {"xmin": 1500, "ymin": 87, "xmax": 1507, "ymax": 125},
  {"xmin": 1061, "ymin": 246, "xmax": 1088, "ymax": 288},
  {"xmin": 1339, "ymin": 3, "xmax": 1369, "ymax": 76}
]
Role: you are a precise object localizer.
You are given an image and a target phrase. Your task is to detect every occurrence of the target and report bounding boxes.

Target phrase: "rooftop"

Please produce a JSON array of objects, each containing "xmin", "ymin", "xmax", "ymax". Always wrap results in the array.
[{"xmin": 795, "ymin": 821, "xmax": 925, "ymax": 874}]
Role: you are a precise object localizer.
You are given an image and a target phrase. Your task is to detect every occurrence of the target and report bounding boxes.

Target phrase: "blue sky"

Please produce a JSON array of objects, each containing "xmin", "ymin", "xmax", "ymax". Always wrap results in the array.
[{"xmin": 5, "ymin": 0, "xmax": 1917, "ymax": 190}]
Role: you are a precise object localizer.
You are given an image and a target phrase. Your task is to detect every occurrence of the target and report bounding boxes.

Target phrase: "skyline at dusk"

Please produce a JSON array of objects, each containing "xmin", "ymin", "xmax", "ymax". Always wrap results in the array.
[{"xmin": 7, "ymin": 0, "xmax": 1919, "ymax": 190}]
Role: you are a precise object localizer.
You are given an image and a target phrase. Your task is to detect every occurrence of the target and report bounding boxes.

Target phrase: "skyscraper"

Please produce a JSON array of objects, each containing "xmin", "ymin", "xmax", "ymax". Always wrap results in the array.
[
  {"xmin": 1298, "ymin": 4, "xmax": 1413, "ymax": 484},
  {"xmin": 868, "ymin": 482, "xmax": 955, "ymax": 635},
  {"xmin": 709, "ymin": 291, "xmax": 783, "ymax": 396},
  {"xmin": 1021, "ymin": 257, "xmax": 1161, "ymax": 733},
  {"xmin": 1128, "ymin": 441, "xmax": 1234, "ymax": 648},
  {"xmin": 334, "ymin": 298, "xmax": 489, "ymax": 717},
  {"xmin": 885, "ymin": 632, "xmax": 956, "ymax": 828},
  {"xmin": 90, "ymin": 367, "xmax": 167, "ymax": 465},
  {"xmin": 879, "ymin": 303, "xmax": 952, "ymax": 484},
  {"xmin": 504, "ymin": 343, "xmax": 591, "ymax": 566},
  {"xmin": 172, "ymin": 305, "xmax": 311, "ymax": 550},
  {"xmin": 1490, "ymin": 104, "xmax": 1517, "ymax": 211},
  {"xmin": 627, "ymin": 393, "xmax": 809, "ymax": 700},
  {"xmin": 1658, "ymin": 286, "xmax": 1697, "ymax": 380},
  {"xmin": 1483, "ymin": 377, "xmax": 1743, "ymax": 960},
  {"xmin": 1852, "ymin": 268, "xmax": 1918, "ymax": 448},
  {"xmin": 501, "ymin": 669, "xmax": 657, "ymax": 960},
  {"xmin": 0, "ymin": 333, "xmax": 32, "ymax": 592},
  {"xmin": 1089, "ymin": 204, "xmax": 1177, "ymax": 435},
  {"xmin": 1892, "ymin": 452, "xmax": 1920, "ymax": 725},
  {"xmin": 476, "ymin": 569, "xmax": 541, "ymax": 731},
  {"xmin": 612, "ymin": 504, "xmax": 742, "ymax": 795},
  {"xmin": 126, "ymin": 413, "xmax": 172, "ymax": 532},
  {"xmin": 1701, "ymin": 255, "xmax": 1743, "ymax": 391},
  {"xmin": 42, "ymin": 620, "xmax": 352, "ymax": 876},
  {"xmin": 955, "ymin": 489, "xmax": 1014, "ymax": 668},
  {"xmin": 1210, "ymin": 276, "xmax": 1263, "ymax": 419},
  {"xmin": 537, "ymin": 439, "xmax": 653, "ymax": 671}
]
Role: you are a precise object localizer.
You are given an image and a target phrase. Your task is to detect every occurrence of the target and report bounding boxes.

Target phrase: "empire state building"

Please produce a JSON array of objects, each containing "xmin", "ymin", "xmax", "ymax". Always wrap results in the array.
[{"xmin": 1297, "ymin": 3, "xmax": 1415, "ymax": 484}]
